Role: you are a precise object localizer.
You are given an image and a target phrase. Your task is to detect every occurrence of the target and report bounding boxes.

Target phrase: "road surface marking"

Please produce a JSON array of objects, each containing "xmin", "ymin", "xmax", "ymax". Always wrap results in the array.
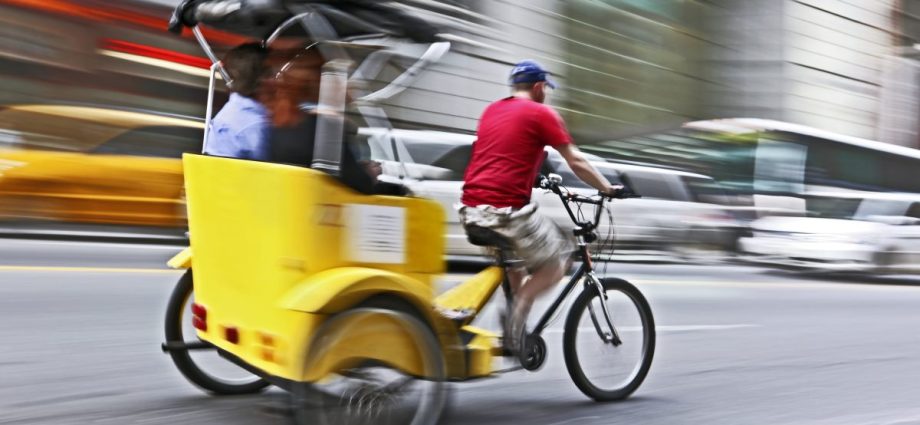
[
  {"xmin": 549, "ymin": 417, "xmax": 602, "ymax": 425},
  {"xmin": 544, "ymin": 324, "xmax": 760, "ymax": 334},
  {"xmin": 0, "ymin": 238, "xmax": 188, "ymax": 251},
  {"xmin": 634, "ymin": 278, "xmax": 920, "ymax": 291},
  {"xmin": 17, "ymin": 239, "xmax": 186, "ymax": 250},
  {"xmin": 0, "ymin": 265, "xmax": 179, "ymax": 274}
]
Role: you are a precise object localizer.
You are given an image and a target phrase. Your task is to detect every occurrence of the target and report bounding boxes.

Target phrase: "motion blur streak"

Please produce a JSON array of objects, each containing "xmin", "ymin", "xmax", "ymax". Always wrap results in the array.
[
  {"xmin": 98, "ymin": 50, "xmax": 213, "ymax": 78},
  {"xmin": 4, "ymin": 0, "xmax": 249, "ymax": 45},
  {"xmin": 101, "ymin": 39, "xmax": 212, "ymax": 70}
]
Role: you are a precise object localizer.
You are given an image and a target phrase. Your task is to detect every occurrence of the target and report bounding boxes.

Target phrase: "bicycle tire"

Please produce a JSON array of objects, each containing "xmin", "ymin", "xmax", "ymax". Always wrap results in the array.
[
  {"xmin": 562, "ymin": 277, "xmax": 655, "ymax": 401},
  {"xmin": 164, "ymin": 269, "xmax": 269, "ymax": 395}
]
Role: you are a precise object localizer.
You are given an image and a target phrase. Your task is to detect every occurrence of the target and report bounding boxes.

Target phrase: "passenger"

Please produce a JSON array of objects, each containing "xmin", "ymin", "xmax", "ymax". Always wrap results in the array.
[
  {"xmin": 260, "ymin": 46, "xmax": 403, "ymax": 195},
  {"xmin": 204, "ymin": 43, "xmax": 270, "ymax": 160}
]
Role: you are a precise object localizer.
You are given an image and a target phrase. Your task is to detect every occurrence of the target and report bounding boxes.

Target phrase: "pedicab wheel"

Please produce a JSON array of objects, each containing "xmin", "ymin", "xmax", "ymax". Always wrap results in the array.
[
  {"xmin": 164, "ymin": 270, "xmax": 269, "ymax": 395},
  {"xmin": 292, "ymin": 307, "xmax": 447, "ymax": 425},
  {"xmin": 563, "ymin": 277, "xmax": 655, "ymax": 402}
]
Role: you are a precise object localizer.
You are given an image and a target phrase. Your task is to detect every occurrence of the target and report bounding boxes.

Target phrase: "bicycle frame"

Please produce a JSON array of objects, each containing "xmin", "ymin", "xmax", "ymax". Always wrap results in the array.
[
  {"xmin": 495, "ymin": 176, "xmax": 625, "ymax": 346},
  {"xmin": 518, "ymin": 231, "xmax": 623, "ymax": 346}
]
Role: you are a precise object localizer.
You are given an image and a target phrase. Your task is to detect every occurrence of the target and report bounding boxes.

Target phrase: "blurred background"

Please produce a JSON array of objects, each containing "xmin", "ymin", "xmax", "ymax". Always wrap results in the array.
[
  {"xmin": 4, "ymin": 0, "xmax": 920, "ymax": 271},
  {"xmin": 7, "ymin": 2, "xmax": 920, "ymax": 425}
]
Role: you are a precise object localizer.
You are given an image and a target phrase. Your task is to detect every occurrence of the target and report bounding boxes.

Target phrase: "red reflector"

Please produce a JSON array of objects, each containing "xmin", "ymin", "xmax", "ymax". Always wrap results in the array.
[
  {"xmin": 261, "ymin": 334, "xmax": 275, "ymax": 346},
  {"xmin": 191, "ymin": 303, "xmax": 207, "ymax": 320},
  {"xmin": 261, "ymin": 348, "xmax": 274, "ymax": 362},
  {"xmin": 192, "ymin": 317, "xmax": 207, "ymax": 332},
  {"xmin": 225, "ymin": 327, "xmax": 240, "ymax": 344}
]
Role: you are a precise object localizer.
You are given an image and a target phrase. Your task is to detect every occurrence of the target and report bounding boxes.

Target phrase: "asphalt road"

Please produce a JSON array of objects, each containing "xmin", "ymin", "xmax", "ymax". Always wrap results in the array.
[{"xmin": 2, "ymin": 239, "xmax": 920, "ymax": 425}]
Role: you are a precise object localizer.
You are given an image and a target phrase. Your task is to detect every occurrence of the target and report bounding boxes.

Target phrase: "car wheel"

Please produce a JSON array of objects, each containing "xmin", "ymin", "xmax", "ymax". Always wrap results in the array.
[{"xmin": 873, "ymin": 249, "xmax": 898, "ymax": 275}]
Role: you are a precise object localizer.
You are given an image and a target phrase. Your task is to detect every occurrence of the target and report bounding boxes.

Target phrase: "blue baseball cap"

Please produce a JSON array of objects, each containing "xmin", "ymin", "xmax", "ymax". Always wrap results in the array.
[{"xmin": 510, "ymin": 59, "xmax": 557, "ymax": 89}]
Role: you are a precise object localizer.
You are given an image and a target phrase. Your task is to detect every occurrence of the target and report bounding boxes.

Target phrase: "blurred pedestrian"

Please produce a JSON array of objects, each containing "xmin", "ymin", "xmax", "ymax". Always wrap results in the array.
[
  {"xmin": 459, "ymin": 60, "xmax": 622, "ymax": 356},
  {"xmin": 204, "ymin": 43, "xmax": 270, "ymax": 160}
]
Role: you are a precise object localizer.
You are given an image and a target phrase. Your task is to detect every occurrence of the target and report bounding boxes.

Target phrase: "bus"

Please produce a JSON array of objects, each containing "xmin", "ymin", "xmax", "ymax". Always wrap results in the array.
[{"xmin": 582, "ymin": 118, "xmax": 920, "ymax": 207}]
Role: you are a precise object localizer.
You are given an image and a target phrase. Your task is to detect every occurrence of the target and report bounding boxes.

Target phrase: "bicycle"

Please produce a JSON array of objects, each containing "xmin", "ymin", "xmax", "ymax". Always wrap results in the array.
[{"xmin": 451, "ymin": 173, "xmax": 656, "ymax": 400}]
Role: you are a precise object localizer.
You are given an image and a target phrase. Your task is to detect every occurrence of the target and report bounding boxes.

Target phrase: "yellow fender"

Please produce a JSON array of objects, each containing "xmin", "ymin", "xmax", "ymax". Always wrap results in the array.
[
  {"xmin": 282, "ymin": 267, "xmax": 472, "ymax": 380},
  {"xmin": 167, "ymin": 247, "xmax": 192, "ymax": 269},
  {"xmin": 280, "ymin": 267, "xmax": 433, "ymax": 316},
  {"xmin": 300, "ymin": 308, "xmax": 441, "ymax": 381}
]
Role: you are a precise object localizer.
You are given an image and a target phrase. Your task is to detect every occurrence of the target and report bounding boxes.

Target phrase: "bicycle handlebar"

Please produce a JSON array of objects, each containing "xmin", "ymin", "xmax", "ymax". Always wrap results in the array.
[
  {"xmin": 538, "ymin": 174, "xmax": 639, "ymax": 200},
  {"xmin": 538, "ymin": 173, "xmax": 640, "ymax": 236}
]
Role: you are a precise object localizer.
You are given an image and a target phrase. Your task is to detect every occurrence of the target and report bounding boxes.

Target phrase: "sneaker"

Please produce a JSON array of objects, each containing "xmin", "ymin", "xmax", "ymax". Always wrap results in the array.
[{"xmin": 435, "ymin": 306, "xmax": 475, "ymax": 323}]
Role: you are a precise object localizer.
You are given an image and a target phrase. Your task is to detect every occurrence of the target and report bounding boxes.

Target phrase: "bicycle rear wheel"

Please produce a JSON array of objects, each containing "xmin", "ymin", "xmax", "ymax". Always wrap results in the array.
[{"xmin": 563, "ymin": 277, "xmax": 655, "ymax": 401}]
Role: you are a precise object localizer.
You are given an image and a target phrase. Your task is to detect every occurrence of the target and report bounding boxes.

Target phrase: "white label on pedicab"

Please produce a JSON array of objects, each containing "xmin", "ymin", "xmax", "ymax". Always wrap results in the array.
[{"xmin": 344, "ymin": 205, "xmax": 406, "ymax": 264}]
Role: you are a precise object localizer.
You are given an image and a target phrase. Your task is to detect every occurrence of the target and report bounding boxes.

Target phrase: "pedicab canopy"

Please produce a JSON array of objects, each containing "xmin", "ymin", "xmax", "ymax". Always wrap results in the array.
[
  {"xmin": 170, "ymin": 0, "xmax": 446, "ymax": 175},
  {"xmin": 169, "ymin": 0, "xmax": 440, "ymax": 42}
]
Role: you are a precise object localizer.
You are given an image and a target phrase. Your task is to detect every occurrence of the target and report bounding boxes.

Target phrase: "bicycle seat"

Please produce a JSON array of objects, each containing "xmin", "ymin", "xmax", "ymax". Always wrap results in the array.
[{"xmin": 465, "ymin": 225, "xmax": 514, "ymax": 251}]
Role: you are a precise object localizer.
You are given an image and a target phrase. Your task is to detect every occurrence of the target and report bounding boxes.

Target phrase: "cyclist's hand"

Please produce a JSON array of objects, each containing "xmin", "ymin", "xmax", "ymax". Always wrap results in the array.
[{"xmin": 601, "ymin": 185, "xmax": 625, "ymax": 198}]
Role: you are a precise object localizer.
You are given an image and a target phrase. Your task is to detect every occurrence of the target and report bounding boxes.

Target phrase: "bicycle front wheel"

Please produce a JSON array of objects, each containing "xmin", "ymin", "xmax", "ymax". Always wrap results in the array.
[{"xmin": 563, "ymin": 277, "xmax": 655, "ymax": 401}]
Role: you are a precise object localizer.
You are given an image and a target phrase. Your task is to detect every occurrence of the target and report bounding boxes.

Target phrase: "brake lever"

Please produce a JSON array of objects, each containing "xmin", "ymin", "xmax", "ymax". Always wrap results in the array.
[{"xmin": 600, "ymin": 188, "xmax": 641, "ymax": 200}]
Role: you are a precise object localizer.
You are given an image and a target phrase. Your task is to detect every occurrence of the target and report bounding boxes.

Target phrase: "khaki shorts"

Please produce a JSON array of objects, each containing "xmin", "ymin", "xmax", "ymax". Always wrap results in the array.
[{"xmin": 459, "ymin": 203, "xmax": 575, "ymax": 271}]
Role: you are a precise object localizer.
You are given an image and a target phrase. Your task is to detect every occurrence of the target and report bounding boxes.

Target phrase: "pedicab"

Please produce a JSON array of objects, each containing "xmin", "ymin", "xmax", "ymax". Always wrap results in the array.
[{"xmin": 160, "ymin": 2, "xmax": 656, "ymax": 424}]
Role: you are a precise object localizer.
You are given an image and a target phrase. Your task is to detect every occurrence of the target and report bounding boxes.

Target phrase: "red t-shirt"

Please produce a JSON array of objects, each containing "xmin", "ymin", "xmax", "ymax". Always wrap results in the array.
[{"xmin": 462, "ymin": 97, "xmax": 573, "ymax": 209}]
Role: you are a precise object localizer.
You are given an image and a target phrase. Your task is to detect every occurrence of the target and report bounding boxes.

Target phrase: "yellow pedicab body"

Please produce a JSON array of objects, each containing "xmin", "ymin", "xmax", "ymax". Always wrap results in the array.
[{"xmin": 176, "ymin": 153, "xmax": 454, "ymax": 382}]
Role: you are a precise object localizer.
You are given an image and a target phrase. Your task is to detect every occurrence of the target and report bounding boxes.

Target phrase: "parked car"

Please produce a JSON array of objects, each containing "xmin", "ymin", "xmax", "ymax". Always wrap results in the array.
[
  {"xmin": 361, "ymin": 128, "xmax": 480, "ymax": 256},
  {"xmin": 739, "ymin": 192, "xmax": 920, "ymax": 273},
  {"xmin": 550, "ymin": 159, "xmax": 743, "ymax": 255},
  {"xmin": 0, "ymin": 104, "xmax": 203, "ymax": 227},
  {"xmin": 362, "ymin": 128, "xmax": 743, "ymax": 259}
]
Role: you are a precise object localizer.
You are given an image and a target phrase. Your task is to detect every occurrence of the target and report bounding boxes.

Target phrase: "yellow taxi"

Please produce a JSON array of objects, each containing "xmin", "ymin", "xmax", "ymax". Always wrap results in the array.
[{"xmin": 0, "ymin": 104, "xmax": 203, "ymax": 227}]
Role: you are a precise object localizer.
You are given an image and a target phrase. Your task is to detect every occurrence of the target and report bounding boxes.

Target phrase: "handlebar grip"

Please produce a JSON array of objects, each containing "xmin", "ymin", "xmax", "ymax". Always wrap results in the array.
[
  {"xmin": 598, "ymin": 189, "xmax": 641, "ymax": 200},
  {"xmin": 537, "ymin": 174, "xmax": 559, "ymax": 192}
]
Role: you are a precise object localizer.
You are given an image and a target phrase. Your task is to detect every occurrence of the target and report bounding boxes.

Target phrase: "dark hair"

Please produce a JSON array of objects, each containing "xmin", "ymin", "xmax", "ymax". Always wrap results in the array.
[
  {"xmin": 512, "ymin": 82, "xmax": 537, "ymax": 92},
  {"xmin": 223, "ymin": 43, "xmax": 267, "ymax": 97}
]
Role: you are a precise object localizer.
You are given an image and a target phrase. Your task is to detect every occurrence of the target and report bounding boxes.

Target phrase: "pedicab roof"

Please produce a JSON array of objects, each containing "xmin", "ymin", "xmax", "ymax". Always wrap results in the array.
[{"xmin": 168, "ymin": 0, "xmax": 440, "ymax": 42}]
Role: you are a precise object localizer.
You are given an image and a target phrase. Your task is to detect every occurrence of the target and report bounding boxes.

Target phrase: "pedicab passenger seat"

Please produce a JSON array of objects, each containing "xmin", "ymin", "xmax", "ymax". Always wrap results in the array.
[{"xmin": 181, "ymin": 154, "xmax": 446, "ymax": 312}]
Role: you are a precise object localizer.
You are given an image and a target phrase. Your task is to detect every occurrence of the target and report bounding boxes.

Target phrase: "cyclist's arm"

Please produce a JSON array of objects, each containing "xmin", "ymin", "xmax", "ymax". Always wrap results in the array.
[{"xmin": 554, "ymin": 144, "xmax": 618, "ymax": 195}]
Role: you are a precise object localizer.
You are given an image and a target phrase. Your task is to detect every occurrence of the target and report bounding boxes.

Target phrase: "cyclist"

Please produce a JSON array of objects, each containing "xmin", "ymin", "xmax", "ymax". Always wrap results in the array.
[{"xmin": 459, "ymin": 60, "xmax": 621, "ymax": 354}]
